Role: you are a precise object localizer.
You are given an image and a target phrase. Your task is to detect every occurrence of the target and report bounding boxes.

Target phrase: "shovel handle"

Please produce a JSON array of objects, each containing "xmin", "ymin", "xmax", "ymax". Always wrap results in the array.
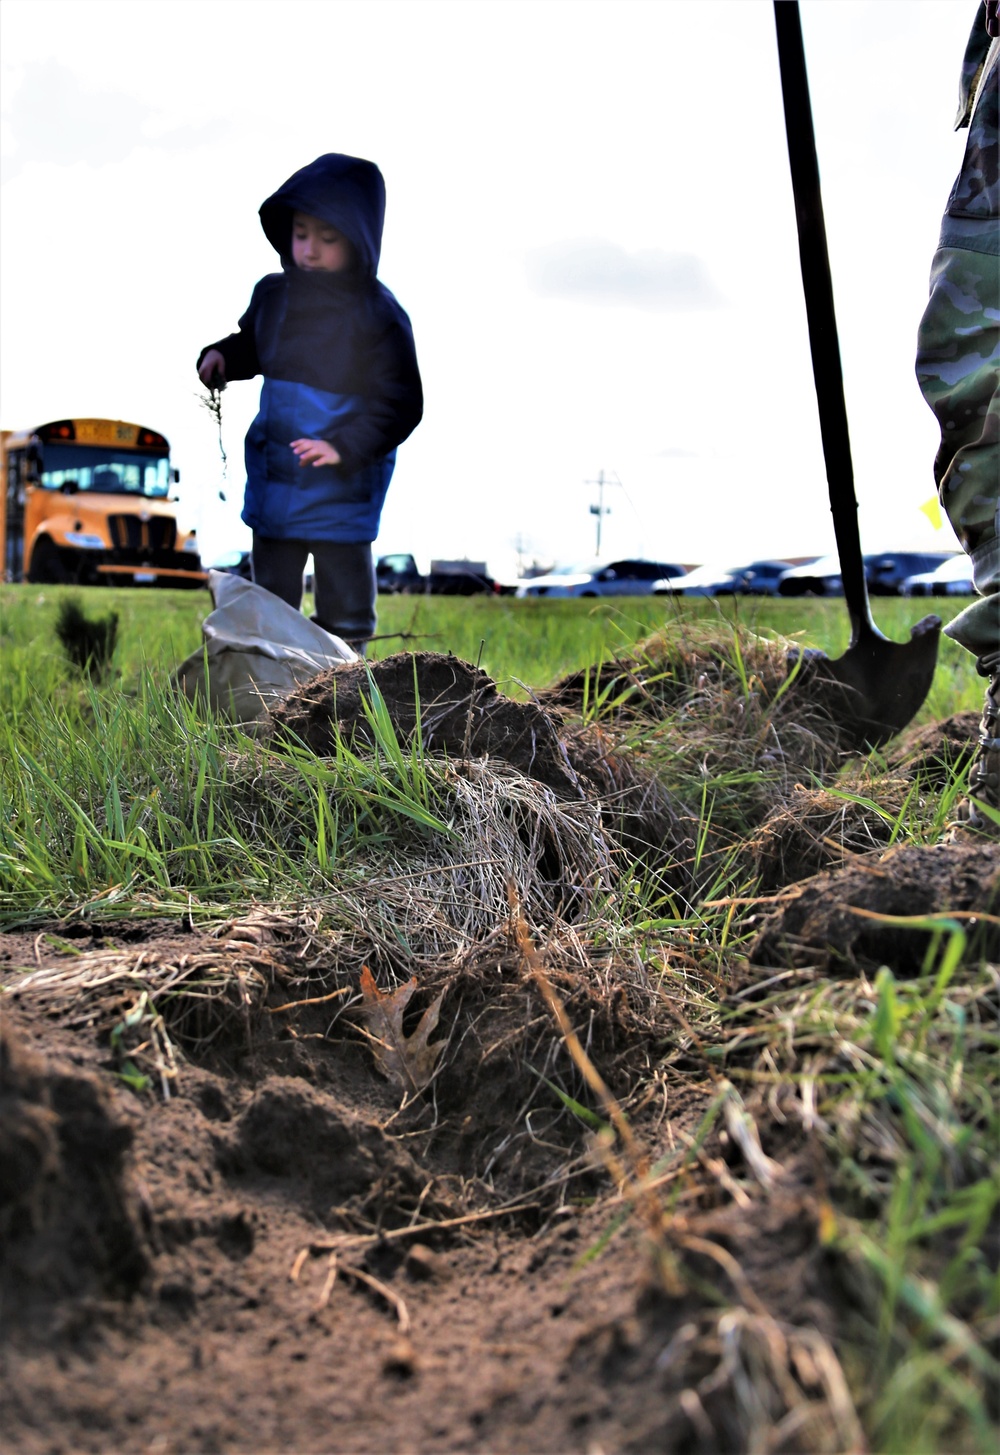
[{"xmin": 773, "ymin": 1, "xmax": 874, "ymax": 638}]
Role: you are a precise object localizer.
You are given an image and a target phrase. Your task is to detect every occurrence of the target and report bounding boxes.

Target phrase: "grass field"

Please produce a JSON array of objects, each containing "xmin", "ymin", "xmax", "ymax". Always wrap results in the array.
[
  {"xmin": 1, "ymin": 581, "xmax": 996, "ymax": 1454},
  {"xmin": 0, "ymin": 579, "xmax": 983, "ymax": 700}
]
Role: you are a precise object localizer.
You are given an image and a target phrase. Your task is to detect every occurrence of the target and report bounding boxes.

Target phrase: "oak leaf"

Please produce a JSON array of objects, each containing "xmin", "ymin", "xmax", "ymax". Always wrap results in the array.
[{"xmin": 357, "ymin": 966, "xmax": 447, "ymax": 1095}]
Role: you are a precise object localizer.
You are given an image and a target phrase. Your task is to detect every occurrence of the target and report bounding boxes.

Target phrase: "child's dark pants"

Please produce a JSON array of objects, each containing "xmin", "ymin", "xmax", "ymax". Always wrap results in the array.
[{"xmin": 251, "ymin": 535, "xmax": 377, "ymax": 645}]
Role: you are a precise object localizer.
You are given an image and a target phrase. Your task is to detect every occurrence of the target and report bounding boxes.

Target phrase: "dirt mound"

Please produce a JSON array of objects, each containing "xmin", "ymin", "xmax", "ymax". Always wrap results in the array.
[
  {"xmin": 269, "ymin": 651, "xmax": 694, "ymax": 895},
  {"xmin": 886, "ymin": 709, "xmax": 980, "ymax": 782},
  {"xmin": 223, "ymin": 1079, "xmax": 432, "ymax": 1221},
  {"xmin": 740, "ymin": 713, "xmax": 987, "ymax": 891},
  {"xmin": 540, "ymin": 629, "xmax": 874, "ymax": 878},
  {"xmin": 543, "ymin": 624, "xmax": 850, "ymax": 764},
  {"xmin": 749, "ymin": 840, "xmax": 1000, "ymax": 972},
  {"xmin": 746, "ymin": 780, "xmax": 901, "ymax": 891},
  {"xmin": 271, "ymin": 652, "xmax": 578, "ymax": 791}
]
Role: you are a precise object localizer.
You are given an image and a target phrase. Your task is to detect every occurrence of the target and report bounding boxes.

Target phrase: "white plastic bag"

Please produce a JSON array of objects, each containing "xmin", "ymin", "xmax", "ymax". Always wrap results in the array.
[{"xmin": 174, "ymin": 570, "xmax": 357, "ymax": 724}]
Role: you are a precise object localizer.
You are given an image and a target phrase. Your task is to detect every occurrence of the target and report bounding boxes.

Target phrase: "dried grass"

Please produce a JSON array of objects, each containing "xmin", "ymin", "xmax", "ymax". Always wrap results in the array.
[
  {"xmin": 543, "ymin": 623, "xmax": 862, "ymax": 895},
  {"xmin": 4, "ymin": 910, "xmax": 295, "ymax": 1053},
  {"xmin": 606, "ymin": 621, "xmax": 845, "ymax": 773},
  {"xmin": 746, "ymin": 780, "xmax": 904, "ymax": 890},
  {"xmin": 654, "ymin": 1307, "xmax": 865, "ymax": 1454}
]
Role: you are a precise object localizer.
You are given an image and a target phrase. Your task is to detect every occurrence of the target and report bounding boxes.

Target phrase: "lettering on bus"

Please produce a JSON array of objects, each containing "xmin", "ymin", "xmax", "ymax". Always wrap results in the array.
[{"xmin": 74, "ymin": 420, "xmax": 140, "ymax": 447}]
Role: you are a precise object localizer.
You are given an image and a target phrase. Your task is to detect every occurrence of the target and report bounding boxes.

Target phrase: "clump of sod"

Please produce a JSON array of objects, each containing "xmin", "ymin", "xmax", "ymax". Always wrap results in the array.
[{"xmin": 541, "ymin": 620, "xmax": 854, "ymax": 896}]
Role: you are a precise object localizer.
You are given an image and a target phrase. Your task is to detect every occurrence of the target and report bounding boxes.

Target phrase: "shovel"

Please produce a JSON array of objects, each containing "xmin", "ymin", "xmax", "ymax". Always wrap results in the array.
[{"xmin": 774, "ymin": 0, "xmax": 941, "ymax": 751}]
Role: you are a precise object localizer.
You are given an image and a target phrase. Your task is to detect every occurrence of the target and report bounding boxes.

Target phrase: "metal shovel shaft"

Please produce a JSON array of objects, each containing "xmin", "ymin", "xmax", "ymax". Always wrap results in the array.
[
  {"xmin": 774, "ymin": 0, "xmax": 870, "ymax": 633},
  {"xmin": 773, "ymin": 1, "xmax": 940, "ymax": 747}
]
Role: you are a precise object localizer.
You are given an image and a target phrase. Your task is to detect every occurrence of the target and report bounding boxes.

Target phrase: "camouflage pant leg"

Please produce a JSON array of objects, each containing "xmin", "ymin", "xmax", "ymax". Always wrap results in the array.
[
  {"xmin": 915, "ymin": 24, "xmax": 998, "ymax": 660},
  {"xmin": 916, "ymin": 240, "xmax": 1000, "ymax": 658}
]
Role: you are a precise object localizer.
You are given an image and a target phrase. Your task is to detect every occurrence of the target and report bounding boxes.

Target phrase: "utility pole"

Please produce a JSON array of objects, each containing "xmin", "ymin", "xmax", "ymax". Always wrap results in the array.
[{"xmin": 585, "ymin": 469, "xmax": 614, "ymax": 556}]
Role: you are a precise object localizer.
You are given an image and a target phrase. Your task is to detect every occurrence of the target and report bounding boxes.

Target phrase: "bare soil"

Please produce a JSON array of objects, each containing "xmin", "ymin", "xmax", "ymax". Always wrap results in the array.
[
  {"xmin": 0, "ymin": 924, "xmax": 858, "ymax": 1455},
  {"xmin": 1, "ymin": 655, "xmax": 994, "ymax": 1453}
]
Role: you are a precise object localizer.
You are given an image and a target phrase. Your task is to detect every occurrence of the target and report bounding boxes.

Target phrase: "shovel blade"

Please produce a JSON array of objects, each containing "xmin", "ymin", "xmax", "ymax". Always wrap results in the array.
[{"xmin": 789, "ymin": 613, "xmax": 942, "ymax": 751}]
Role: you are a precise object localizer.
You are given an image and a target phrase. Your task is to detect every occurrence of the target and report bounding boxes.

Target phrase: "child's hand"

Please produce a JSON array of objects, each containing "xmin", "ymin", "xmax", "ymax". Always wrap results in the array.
[
  {"xmin": 290, "ymin": 438, "xmax": 342, "ymax": 468},
  {"xmin": 199, "ymin": 350, "xmax": 227, "ymax": 389}
]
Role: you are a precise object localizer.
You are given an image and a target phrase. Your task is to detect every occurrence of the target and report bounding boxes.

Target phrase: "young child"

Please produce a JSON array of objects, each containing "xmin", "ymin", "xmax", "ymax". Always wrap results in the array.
[{"xmin": 197, "ymin": 152, "xmax": 422, "ymax": 645}]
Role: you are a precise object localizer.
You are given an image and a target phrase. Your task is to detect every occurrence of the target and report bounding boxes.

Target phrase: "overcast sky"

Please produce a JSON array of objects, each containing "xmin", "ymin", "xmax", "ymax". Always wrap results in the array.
[{"xmin": 0, "ymin": 0, "xmax": 979, "ymax": 578}]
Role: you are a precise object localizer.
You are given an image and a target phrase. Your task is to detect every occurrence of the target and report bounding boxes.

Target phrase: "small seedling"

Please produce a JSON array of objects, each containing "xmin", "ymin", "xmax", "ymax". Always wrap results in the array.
[{"xmin": 198, "ymin": 377, "xmax": 228, "ymax": 499}]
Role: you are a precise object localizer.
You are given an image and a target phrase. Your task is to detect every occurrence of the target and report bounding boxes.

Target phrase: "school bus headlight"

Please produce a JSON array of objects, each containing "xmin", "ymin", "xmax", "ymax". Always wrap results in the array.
[{"xmin": 65, "ymin": 531, "xmax": 105, "ymax": 549}]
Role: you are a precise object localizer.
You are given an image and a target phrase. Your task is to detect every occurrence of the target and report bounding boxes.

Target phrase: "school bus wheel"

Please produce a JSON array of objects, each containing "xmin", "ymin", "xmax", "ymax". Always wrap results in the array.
[{"xmin": 27, "ymin": 536, "xmax": 73, "ymax": 585}]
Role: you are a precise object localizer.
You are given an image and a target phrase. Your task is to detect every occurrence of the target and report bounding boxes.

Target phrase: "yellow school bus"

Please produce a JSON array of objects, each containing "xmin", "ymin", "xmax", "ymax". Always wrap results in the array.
[{"xmin": 0, "ymin": 418, "xmax": 206, "ymax": 586}]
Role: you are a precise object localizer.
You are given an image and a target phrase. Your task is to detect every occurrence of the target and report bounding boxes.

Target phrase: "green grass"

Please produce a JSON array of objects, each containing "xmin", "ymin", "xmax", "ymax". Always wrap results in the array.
[
  {"xmin": 718, "ymin": 936, "xmax": 1000, "ymax": 1453},
  {"xmin": 1, "ymin": 580, "xmax": 981, "ymax": 706}
]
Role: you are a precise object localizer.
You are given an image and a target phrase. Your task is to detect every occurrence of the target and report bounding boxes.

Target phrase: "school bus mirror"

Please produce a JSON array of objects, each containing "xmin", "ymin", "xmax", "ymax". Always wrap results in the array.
[{"xmin": 172, "ymin": 467, "xmax": 181, "ymax": 483}]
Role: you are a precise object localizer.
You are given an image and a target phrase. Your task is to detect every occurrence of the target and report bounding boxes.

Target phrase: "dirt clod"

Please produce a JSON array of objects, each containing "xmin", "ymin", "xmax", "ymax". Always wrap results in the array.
[
  {"xmin": 270, "ymin": 651, "xmax": 696, "ymax": 900},
  {"xmin": 750, "ymin": 840, "xmax": 1000, "ymax": 971}
]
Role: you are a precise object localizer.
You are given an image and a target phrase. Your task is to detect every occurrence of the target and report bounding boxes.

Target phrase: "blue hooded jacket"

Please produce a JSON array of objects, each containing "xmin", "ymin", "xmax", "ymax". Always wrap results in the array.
[{"xmin": 200, "ymin": 154, "xmax": 422, "ymax": 543}]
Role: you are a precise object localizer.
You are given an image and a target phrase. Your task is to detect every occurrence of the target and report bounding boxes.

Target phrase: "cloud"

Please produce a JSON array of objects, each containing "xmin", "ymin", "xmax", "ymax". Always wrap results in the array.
[
  {"xmin": 525, "ymin": 237, "xmax": 725, "ymax": 310},
  {"xmin": 1, "ymin": 61, "xmax": 226, "ymax": 180}
]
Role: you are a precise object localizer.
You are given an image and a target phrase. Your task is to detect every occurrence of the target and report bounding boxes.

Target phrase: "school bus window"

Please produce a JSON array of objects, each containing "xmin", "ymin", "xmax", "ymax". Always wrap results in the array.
[{"xmin": 37, "ymin": 446, "xmax": 170, "ymax": 497}]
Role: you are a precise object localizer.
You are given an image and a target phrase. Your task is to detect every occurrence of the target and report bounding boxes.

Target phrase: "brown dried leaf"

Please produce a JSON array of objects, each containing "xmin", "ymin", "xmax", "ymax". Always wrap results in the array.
[{"xmin": 357, "ymin": 966, "xmax": 447, "ymax": 1095}]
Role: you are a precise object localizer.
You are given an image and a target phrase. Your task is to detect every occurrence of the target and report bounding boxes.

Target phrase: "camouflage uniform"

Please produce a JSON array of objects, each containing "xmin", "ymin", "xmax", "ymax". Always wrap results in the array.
[
  {"xmin": 915, "ymin": 4, "xmax": 999, "ymax": 827},
  {"xmin": 915, "ymin": 11, "xmax": 999, "ymax": 658}
]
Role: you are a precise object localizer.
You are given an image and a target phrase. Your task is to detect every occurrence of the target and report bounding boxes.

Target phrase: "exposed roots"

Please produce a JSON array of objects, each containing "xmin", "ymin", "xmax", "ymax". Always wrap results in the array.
[
  {"xmin": 3, "ymin": 912, "xmax": 295, "ymax": 1077},
  {"xmin": 647, "ymin": 1306, "xmax": 864, "ymax": 1455}
]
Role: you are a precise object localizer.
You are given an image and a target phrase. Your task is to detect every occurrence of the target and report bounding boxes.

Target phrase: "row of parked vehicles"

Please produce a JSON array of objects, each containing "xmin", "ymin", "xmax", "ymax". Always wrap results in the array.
[
  {"xmin": 513, "ymin": 551, "xmax": 972, "ymax": 599},
  {"xmin": 203, "ymin": 549, "xmax": 973, "ymax": 602},
  {"xmin": 0, "ymin": 418, "xmax": 969, "ymax": 604}
]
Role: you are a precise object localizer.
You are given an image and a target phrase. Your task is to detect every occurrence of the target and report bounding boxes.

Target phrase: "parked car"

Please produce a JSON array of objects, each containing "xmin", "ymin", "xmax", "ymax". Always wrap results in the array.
[
  {"xmin": 654, "ymin": 562, "xmax": 740, "ymax": 596},
  {"xmin": 376, "ymin": 553, "xmax": 498, "ymax": 595},
  {"xmin": 865, "ymin": 551, "xmax": 957, "ymax": 595},
  {"xmin": 900, "ymin": 553, "xmax": 974, "ymax": 596},
  {"xmin": 778, "ymin": 550, "xmax": 955, "ymax": 597},
  {"xmin": 739, "ymin": 559, "xmax": 801, "ymax": 595},
  {"xmin": 653, "ymin": 559, "xmax": 795, "ymax": 596},
  {"xmin": 206, "ymin": 549, "xmax": 252, "ymax": 580},
  {"xmin": 515, "ymin": 558, "xmax": 686, "ymax": 598},
  {"xmin": 777, "ymin": 554, "xmax": 847, "ymax": 596}
]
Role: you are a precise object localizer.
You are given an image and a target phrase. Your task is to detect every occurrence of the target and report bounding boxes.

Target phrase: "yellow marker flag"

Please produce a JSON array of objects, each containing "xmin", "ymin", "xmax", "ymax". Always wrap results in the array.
[{"xmin": 920, "ymin": 496, "xmax": 944, "ymax": 530}]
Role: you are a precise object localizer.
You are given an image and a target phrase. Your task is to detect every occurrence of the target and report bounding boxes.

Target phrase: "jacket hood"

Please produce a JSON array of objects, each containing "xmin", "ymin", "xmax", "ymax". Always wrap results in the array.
[{"xmin": 259, "ymin": 153, "xmax": 386, "ymax": 278}]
